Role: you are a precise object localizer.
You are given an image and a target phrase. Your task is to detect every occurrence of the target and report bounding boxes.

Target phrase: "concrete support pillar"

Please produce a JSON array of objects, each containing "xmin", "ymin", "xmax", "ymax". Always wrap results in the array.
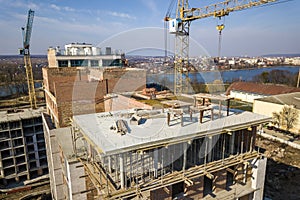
[
  {"xmin": 153, "ymin": 149, "xmax": 158, "ymax": 178},
  {"xmin": 183, "ymin": 142, "xmax": 188, "ymax": 171},
  {"xmin": 141, "ymin": 153, "xmax": 144, "ymax": 180},
  {"xmin": 243, "ymin": 163, "xmax": 248, "ymax": 184},
  {"xmin": 68, "ymin": 60, "xmax": 71, "ymax": 67},
  {"xmin": 119, "ymin": 153, "xmax": 125, "ymax": 189},
  {"xmin": 230, "ymin": 132, "xmax": 235, "ymax": 154},
  {"xmin": 180, "ymin": 113, "xmax": 183, "ymax": 127},
  {"xmin": 207, "ymin": 136, "xmax": 213, "ymax": 162},
  {"xmin": 252, "ymin": 157, "xmax": 267, "ymax": 200},
  {"xmin": 218, "ymin": 101, "xmax": 222, "ymax": 118},
  {"xmin": 2, "ymin": 179, "xmax": 7, "ymax": 186},
  {"xmin": 108, "ymin": 156, "xmax": 112, "ymax": 173}
]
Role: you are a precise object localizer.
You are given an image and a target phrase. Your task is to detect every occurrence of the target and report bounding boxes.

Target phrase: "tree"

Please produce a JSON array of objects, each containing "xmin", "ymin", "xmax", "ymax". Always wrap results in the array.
[
  {"xmin": 272, "ymin": 111, "xmax": 281, "ymax": 128},
  {"xmin": 272, "ymin": 105, "xmax": 299, "ymax": 132}
]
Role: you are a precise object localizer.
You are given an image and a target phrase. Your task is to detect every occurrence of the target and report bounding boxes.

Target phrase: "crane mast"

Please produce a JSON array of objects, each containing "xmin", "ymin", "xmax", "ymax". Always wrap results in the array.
[
  {"xmin": 20, "ymin": 9, "xmax": 37, "ymax": 109},
  {"xmin": 165, "ymin": 0, "xmax": 277, "ymax": 95}
]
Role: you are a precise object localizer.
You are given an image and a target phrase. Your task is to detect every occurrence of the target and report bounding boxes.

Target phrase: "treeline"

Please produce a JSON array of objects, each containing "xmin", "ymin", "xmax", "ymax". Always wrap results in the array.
[
  {"xmin": 0, "ymin": 58, "xmax": 47, "ymax": 98},
  {"xmin": 253, "ymin": 69, "xmax": 298, "ymax": 86}
]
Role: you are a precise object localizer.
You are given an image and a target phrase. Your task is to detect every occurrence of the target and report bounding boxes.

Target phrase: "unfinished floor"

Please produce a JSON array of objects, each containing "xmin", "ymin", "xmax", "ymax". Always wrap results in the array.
[{"xmin": 44, "ymin": 104, "xmax": 271, "ymax": 199}]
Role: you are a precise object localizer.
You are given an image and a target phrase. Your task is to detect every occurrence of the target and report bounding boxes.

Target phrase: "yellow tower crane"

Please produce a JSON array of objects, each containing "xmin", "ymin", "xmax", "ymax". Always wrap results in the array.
[
  {"xmin": 19, "ymin": 9, "xmax": 37, "ymax": 109},
  {"xmin": 165, "ymin": 0, "xmax": 277, "ymax": 95}
]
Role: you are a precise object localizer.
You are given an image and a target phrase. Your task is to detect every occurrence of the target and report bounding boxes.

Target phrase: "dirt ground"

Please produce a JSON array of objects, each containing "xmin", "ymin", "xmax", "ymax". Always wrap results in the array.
[
  {"xmin": 0, "ymin": 184, "xmax": 50, "ymax": 200},
  {"xmin": 256, "ymin": 136, "xmax": 300, "ymax": 200}
]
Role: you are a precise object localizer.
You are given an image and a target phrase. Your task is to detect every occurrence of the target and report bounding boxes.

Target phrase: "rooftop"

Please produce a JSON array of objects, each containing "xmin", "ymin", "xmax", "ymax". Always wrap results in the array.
[
  {"xmin": 73, "ymin": 109, "xmax": 271, "ymax": 155},
  {"xmin": 255, "ymin": 92, "xmax": 300, "ymax": 108},
  {"xmin": 0, "ymin": 107, "xmax": 44, "ymax": 123},
  {"xmin": 226, "ymin": 82, "xmax": 300, "ymax": 96}
]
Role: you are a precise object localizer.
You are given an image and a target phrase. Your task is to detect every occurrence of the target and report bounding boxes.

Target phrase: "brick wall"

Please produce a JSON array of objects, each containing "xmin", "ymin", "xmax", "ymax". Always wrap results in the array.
[{"xmin": 43, "ymin": 67, "xmax": 146, "ymax": 127}]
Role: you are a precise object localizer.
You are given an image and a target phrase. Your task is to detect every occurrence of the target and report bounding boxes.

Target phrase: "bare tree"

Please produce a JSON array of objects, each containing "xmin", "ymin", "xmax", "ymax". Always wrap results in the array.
[
  {"xmin": 272, "ymin": 105, "xmax": 299, "ymax": 132},
  {"xmin": 272, "ymin": 111, "xmax": 282, "ymax": 128}
]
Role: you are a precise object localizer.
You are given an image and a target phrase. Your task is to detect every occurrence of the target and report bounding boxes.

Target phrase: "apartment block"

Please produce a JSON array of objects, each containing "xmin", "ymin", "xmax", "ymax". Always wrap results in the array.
[
  {"xmin": 43, "ymin": 95, "xmax": 271, "ymax": 199},
  {"xmin": 48, "ymin": 43, "xmax": 125, "ymax": 68},
  {"xmin": 0, "ymin": 108, "xmax": 48, "ymax": 187}
]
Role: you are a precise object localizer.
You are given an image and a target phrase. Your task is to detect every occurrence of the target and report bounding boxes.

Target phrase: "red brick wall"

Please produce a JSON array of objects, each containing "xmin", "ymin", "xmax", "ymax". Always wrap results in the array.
[{"xmin": 43, "ymin": 67, "xmax": 146, "ymax": 127}]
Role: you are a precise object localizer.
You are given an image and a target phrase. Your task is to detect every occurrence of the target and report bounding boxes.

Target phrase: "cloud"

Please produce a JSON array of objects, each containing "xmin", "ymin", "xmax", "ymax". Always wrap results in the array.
[
  {"xmin": 4, "ymin": 0, "xmax": 39, "ymax": 10},
  {"xmin": 142, "ymin": 0, "xmax": 158, "ymax": 14},
  {"xmin": 64, "ymin": 6, "xmax": 75, "ymax": 12},
  {"xmin": 108, "ymin": 11, "xmax": 136, "ymax": 20},
  {"xmin": 50, "ymin": 4, "xmax": 75, "ymax": 12},
  {"xmin": 50, "ymin": 4, "xmax": 61, "ymax": 11}
]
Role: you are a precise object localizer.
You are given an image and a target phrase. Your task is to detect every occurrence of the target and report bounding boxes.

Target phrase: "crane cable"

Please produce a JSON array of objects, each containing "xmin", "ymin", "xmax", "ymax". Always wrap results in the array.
[
  {"xmin": 216, "ymin": 17, "xmax": 225, "ymax": 62},
  {"xmin": 164, "ymin": 0, "xmax": 176, "ymax": 62}
]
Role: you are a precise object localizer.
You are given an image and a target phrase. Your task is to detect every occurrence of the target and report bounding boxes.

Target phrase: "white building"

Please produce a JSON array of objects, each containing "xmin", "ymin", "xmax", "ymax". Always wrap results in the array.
[
  {"xmin": 226, "ymin": 82, "xmax": 300, "ymax": 103},
  {"xmin": 48, "ymin": 43, "xmax": 125, "ymax": 68}
]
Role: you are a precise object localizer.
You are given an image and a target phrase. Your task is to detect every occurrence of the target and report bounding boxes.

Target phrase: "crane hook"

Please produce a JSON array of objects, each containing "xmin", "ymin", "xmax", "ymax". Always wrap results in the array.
[{"xmin": 216, "ymin": 17, "xmax": 225, "ymax": 61}]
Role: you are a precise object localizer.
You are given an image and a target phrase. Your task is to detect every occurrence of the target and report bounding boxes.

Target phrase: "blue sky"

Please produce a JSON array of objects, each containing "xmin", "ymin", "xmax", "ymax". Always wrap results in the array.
[{"xmin": 0, "ymin": 0, "xmax": 299, "ymax": 56}]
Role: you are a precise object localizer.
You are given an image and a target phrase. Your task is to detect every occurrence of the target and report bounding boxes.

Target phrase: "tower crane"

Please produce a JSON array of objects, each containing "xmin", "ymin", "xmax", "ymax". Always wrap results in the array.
[
  {"xmin": 19, "ymin": 9, "xmax": 37, "ymax": 109},
  {"xmin": 164, "ymin": 0, "xmax": 277, "ymax": 95}
]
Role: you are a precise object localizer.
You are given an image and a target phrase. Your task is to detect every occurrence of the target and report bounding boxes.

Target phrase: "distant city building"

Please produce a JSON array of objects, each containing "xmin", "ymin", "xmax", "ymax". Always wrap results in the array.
[
  {"xmin": 253, "ymin": 92, "xmax": 300, "ymax": 132},
  {"xmin": 0, "ymin": 108, "xmax": 47, "ymax": 187},
  {"xmin": 47, "ymin": 43, "xmax": 125, "ymax": 68},
  {"xmin": 226, "ymin": 82, "xmax": 300, "ymax": 103},
  {"xmin": 284, "ymin": 57, "xmax": 300, "ymax": 65}
]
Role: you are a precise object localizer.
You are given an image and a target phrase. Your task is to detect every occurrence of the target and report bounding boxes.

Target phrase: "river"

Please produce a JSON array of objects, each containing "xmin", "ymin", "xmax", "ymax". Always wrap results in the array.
[
  {"xmin": 1, "ymin": 66, "xmax": 299, "ymax": 97},
  {"xmin": 147, "ymin": 66, "xmax": 300, "ymax": 84}
]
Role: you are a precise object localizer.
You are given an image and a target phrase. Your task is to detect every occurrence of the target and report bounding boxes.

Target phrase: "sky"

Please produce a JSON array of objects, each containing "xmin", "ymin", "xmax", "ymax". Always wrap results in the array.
[{"xmin": 0, "ymin": 0, "xmax": 299, "ymax": 57}]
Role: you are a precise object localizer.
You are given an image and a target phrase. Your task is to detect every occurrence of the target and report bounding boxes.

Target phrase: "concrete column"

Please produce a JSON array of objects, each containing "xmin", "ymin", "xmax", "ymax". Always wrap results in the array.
[
  {"xmin": 207, "ymin": 136, "xmax": 213, "ymax": 162},
  {"xmin": 68, "ymin": 60, "xmax": 71, "ymax": 67},
  {"xmin": 108, "ymin": 156, "xmax": 112, "ymax": 173},
  {"xmin": 141, "ymin": 153, "xmax": 144, "ymax": 180},
  {"xmin": 252, "ymin": 157, "xmax": 267, "ymax": 200},
  {"xmin": 243, "ymin": 163, "xmax": 248, "ymax": 184},
  {"xmin": 119, "ymin": 153, "xmax": 125, "ymax": 189},
  {"xmin": 229, "ymin": 132, "xmax": 235, "ymax": 155},
  {"xmin": 218, "ymin": 101, "xmax": 222, "ymax": 118},
  {"xmin": 180, "ymin": 113, "xmax": 183, "ymax": 127},
  {"xmin": 183, "ymin": 142, "xmax": 187, "ymax": 171},
  {"xmin": 153, "ymin": 149, "xmax": 158, "ymax": 178}
]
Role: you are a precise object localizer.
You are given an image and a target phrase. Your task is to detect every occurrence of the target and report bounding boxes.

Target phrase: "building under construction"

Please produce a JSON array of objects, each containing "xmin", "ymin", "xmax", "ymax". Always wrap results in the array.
[
  {"xmin": 43, "ymin": 95, "xmax": 270, "ymax": 199},
  {"xmin": 0, "ymin": 108, "xmax": 48, "ymax": 187}
]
